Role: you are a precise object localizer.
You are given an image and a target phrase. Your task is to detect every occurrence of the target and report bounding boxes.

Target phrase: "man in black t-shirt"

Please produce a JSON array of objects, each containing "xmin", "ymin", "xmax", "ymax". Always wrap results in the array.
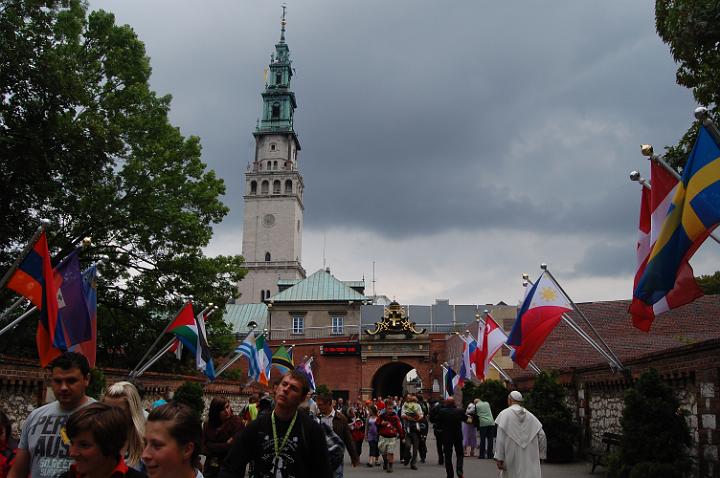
[{"xmin": 219, "ymin": 371, "xmax": 332, "ymax": 478}]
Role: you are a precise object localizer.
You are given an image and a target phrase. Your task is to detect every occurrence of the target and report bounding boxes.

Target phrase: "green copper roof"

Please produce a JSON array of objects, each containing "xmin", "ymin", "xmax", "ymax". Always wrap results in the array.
[
  {"xmin": 224, "ymin": 303, "xmax": 268, "ymax": 334},
  {"xmin": 270, "ymin": 269, "xmax": 368, "ymax": 303}
]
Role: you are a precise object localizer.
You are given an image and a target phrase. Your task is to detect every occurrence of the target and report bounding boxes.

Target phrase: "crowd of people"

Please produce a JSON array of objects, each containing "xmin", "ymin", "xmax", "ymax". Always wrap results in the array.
[{"xmin": 0, "ymin": 352, "xmax": 546, "ymax": 478}]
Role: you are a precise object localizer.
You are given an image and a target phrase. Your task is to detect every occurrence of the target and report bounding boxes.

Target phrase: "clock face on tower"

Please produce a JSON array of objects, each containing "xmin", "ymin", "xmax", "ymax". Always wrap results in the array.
[{"xmin": 262, "ymin": 214, "xmax": 276, "ymax": 227}]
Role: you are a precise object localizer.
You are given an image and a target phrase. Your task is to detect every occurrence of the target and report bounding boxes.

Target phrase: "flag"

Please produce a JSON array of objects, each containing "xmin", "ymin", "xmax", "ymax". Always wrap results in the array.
[
  {"xmin": 443, "ymin": 366, "xmax": 458, "ymax": 399},
  {"xmin": 170, "ymin": 339, "xmax": 183, "ymax": 360},
  {"xmin": 635, "ymin": 125, "xmax": 720, "ymax": 306},
  {"xmin": 255, "ymin": 334, "xmax": 272, "ymax": 385},
  {"xmin": 459, "ymin": 336, "xmax": 474, "ymax": 384},
  {"xmin": 71, "ymin": 263, "xmax": 98, "ymax": 367},
  {"xmin": 194, "ymin": 309, "xmax": 215, "ymax": 380},
  {"xmin": 54, "ymin": 249, "xmax": 91, "ymax": 349},
  {"xmin": 507, "ymin": 271, "xmax": 572, "ymax": 368},
  {"xmin": 5, "ymin": 231, "xmax": 60, "ymax": 366},
  {"xmin": 235, "ymin": 331, "xmax": 260, "ymax": 380},
  {"xmin": 478, "ymin": 314, "xmax": 506, "ymax": 381},
  {"xmin": 272, "ymin": 345, "xmax": 294, "ymax": 374},
  {"xmin": 629, "ymin": 162, "xmax": 703, "ymax": 331},
  {"xmin": 295, "ymin": 357, "xmax": 316, "ymax": 391},
  {"xmin": 166, "ymin": 302, "xmax": 214, "ymax": 379}
]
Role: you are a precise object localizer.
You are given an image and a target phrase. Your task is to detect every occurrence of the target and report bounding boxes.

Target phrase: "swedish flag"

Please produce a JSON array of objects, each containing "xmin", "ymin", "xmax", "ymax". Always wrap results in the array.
[{"xmin": 635, "ymin": 126, "xmax": 720, "ymax": 305}]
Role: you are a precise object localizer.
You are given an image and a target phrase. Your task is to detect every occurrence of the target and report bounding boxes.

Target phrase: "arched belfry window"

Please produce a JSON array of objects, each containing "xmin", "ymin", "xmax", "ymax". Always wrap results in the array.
[
  {"xmin": 272, "ymin": 102, "xmax": 280, "ymax": 119},
  {"xmin": 273, "ymin": 180, "xmax": 281, "ymax": 194},
  {"xmin": 250, "ymin": 180, "xmax": 257, "ymax": 194},
  {"xmin": 261, "ymin": 180, "xmax": 269, "ymax": 195},
  {"xmin": 265, "ymin": 252, "xmax": 271, "ymax": 262},
  {"xmin": 276, "ymin": 73, "xmax": 282, "ymax": 85},
  {"xmin": 285, "ymin": 180, "xmax": 293, "ymax": 194}
]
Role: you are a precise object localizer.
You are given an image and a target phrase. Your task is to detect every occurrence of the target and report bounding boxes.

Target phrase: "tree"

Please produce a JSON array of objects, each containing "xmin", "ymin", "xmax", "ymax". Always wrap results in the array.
[
  {"xmin": 655, "ymin": 1, "xmax": 720, "ymax": 170},
  {"xmin": 461, "ymin": 379, "xmax": 508, "ymax": 417},
  {"xmin": 173, "ymin": 381, "xmax": 205, "ymax": 416},
  {"xmin": 607, "ymin": 368, "xmax": 691, "ymax": 478},
  {"xmin": 0, "ymin": 0, "xmax": 245, "ymax": 368},
  {"xmin": 696, "ymin": 270, "xmax": 720, "ymax": 295},
  {"xmin": 524, "ymin": 372, "xmax": 580, "ymax": 463}
]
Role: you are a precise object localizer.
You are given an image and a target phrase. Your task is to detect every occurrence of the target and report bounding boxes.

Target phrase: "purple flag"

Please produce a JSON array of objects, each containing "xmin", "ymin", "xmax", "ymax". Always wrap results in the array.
[{"xmin": 55, "ymin": 248, "xmax": 91, "ymax": 348}]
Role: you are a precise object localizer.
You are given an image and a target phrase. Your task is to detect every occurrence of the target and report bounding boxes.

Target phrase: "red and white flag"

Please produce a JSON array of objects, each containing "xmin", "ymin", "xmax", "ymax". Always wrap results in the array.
[
  {"xmin": 629, "ymin": 162, "xmax": 703, "ymax": 331},
  {"xmin": 478, "ymin": 314, "xmax": 506, "ymax": 380}
]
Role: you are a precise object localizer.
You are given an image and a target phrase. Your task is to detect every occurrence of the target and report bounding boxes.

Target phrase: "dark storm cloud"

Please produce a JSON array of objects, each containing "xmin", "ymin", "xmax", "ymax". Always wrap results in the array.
[{"xmin": 91, "ymin": 0, "xmax": 694, "ymax": 240}]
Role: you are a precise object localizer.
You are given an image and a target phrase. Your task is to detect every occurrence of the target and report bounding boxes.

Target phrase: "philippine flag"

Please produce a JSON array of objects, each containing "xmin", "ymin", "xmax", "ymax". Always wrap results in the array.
[{"xmin": 507, "ymin": 271, "xmax": 572, "ymax": 368}]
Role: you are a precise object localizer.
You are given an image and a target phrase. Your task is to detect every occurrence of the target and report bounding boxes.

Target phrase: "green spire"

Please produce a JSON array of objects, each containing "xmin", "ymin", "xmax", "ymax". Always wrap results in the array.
[{"xmin": 257, "ymin": 5, "xmax": 296, "ymax": 133}]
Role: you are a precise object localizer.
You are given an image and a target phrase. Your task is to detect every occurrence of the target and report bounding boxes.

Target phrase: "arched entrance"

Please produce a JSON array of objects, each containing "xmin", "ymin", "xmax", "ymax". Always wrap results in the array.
[{"xmin": 371, "ymin": 361, "xmax": 413, "ymax": 398}]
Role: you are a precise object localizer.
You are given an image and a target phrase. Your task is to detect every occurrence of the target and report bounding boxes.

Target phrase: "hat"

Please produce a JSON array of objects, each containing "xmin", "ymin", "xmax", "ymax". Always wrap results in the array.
[{"xmin": 509, "ymin": 390, "xmax": 523, "ymax": 402}]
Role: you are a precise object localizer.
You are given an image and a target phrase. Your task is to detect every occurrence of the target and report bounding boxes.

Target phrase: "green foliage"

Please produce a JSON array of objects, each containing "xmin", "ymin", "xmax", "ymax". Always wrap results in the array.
[
  {"xmin": 173, "ymin": 381, "xmax": 205, "ymax": 416},
  {"xmin": 607, "ymin": 369, "xmax": 691, "ymax": 478},
  {"xmin": 697, "ymin": 270, "xmax": 720, "ymax": 295},
  {"xmin": 86, "ymin": 368, "xmax": 106, "ymax": 399},
  {"xmin": 461, "ymin": 379, "xmax": 508, "ymax": 416},
  {"xmin": 525, "ymin": 372, "xmax": 579, "ymax": 463},
  {"xmin": 315, "ymin": 384, "xmax": 331, "ymax": 398},
  {"xmin": 221, "ymin": 368, "xmax": 245, "ymax": 381},
  {"xmin": 0, "ymin": 0, "xmax": 245, "ymax": 368},
  {"xmin": 654, "ymin": 0, "xmax": 720, "ymax": 171}
]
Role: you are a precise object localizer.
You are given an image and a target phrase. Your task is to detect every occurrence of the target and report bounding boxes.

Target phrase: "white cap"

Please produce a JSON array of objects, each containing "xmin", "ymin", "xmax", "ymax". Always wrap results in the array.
[{"xmin": 509, "ymin": 390, "xmax": 523, "ymax": 402}]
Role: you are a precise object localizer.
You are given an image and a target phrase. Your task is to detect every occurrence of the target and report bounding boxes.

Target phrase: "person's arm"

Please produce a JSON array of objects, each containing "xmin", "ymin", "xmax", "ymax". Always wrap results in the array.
[
  {"xmin": 537, "ymin": 428, "xmax": 547, "ymax": 461},
  {"xmin": 494, "ymin": 426, "xmax": 506, "ymax": 470},
  {"xmin": 7, "ymin": 448, "xmax": 30, "ymax": 478}
]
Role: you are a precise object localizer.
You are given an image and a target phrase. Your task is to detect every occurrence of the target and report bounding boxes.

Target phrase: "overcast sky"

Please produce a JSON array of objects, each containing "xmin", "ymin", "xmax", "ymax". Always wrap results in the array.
[{"xmin": 90, "ymin": 0, "xmax": 719, "ymax": 306}]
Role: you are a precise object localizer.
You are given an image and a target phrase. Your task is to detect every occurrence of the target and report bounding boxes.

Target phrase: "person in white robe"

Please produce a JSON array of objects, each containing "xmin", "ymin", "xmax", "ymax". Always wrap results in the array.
[{"xmin": 494, "ymin": 391, "xmax": 547, "ymax": 478}]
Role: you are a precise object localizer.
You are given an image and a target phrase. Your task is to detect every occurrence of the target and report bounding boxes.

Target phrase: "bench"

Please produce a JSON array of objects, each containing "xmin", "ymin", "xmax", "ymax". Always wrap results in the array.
[{"xmin": 589, "ymin": 432, "xmax": 622, "ymax": 473}]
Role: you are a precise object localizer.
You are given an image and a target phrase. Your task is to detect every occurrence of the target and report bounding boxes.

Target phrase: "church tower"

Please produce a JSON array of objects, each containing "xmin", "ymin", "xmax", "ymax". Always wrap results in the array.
[{"xmin": 237, "ymin": 8, "xmax": 306, "ymax": 304}]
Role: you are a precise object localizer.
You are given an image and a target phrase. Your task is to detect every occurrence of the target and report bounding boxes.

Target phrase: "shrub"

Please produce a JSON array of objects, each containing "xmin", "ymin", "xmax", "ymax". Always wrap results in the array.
[
  {"xmin": 525, "ymin": 372, "xmax": 579, "ymax": 463},
  {"xmin": 86, "ymin": 368, "xmax": 106, "ymax": 400},
  {"xmin": 173, "ymin": 381, "xmax": 205, "ymax": 416},
  {"xmin": 462, "ymin": 379, "xmax": 508, "ymax": 416},
  {"xmin": 607, "ymin": 369, "xmax": 691, "ymax": 478}
]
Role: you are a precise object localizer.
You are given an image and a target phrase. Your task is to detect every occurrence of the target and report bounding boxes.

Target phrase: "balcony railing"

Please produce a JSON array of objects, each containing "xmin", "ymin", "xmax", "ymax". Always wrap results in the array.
[{"xmin": 266, "ymin": 323, "xmax": 471, "ymax": 340}]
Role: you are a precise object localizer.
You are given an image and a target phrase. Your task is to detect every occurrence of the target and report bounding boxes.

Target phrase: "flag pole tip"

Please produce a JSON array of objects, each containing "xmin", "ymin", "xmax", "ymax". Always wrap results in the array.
[
  {"xmin": 629, "ymin": 171, "xmax": 640, "ymax": 181},
  {"xmin": 40, "ymin": 218, "xmax": 51, "ymax": 226},
  {"xmin": 695, "ymin": 107, "xmax": 709, "ymax": 120},
  {"xmin": 540, "ymin": 263, "xmax": 548, "ymax": 270},
  {"xmin": 522, "ymin": 273, "xmax": 529, "ymax": 280},
  {"xmin": 640, "ymin": 144, "xmax": 653, "ymax": 157},
  {"xmin": 82, "ymin": 237, "xmax": 92, "ymax": 248},
  {"xmin": 483, "ymin": 309, "xmax": 489, "ymax": 314}
]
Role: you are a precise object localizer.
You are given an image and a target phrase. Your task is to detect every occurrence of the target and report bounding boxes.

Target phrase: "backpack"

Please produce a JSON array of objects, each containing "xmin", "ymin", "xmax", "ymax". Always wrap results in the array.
[{"xmin": 311, "ymin": 416, "xmax": 345, "ymax": 472}]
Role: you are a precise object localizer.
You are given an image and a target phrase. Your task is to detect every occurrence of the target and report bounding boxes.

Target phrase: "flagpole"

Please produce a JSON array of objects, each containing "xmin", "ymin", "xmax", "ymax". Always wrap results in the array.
[
  {"xmin": 214, "ymin": 324, "xmax": 258, "ymax": 380},
  {"xmin": 0, "ymin": 297, "xmax": 27, "ymax": 322},
  {"xmin": 489, "ymin": 361, "xmax": 513, "ymax": 384},
  {"xmin": 0, "ymin": 305, "xmax": 37, "ymax": 337},
  {"xmin": 694, "ymin": 107, "xmax": 720, "ymax": 145},
  {"xmin": 132, "ymin": 304, "xmax": 215, "ymax": 379},
  {"xmin": 0, "ymin": 221, "xmax": 49, "ymax": 292},
  {"xmin": 538, "ymin": 267, "xmax": 624, "ymax": 371},
  {"xmin": 478, "ymin": 312, "xmax": 542, "ymax": 374},
  {"xmin": 128, "ymin": 301, "xmax": 192, "ymax": 379}
]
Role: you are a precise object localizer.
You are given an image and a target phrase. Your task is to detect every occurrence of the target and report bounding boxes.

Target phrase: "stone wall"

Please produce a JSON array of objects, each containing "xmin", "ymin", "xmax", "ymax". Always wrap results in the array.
[
  {"xmin": 513, "ymin": 338, "xmax": 720, "ymax": 478},
  {"xmin": 0, "ymin": 355, "xmax": 251, "ymax": 440}
]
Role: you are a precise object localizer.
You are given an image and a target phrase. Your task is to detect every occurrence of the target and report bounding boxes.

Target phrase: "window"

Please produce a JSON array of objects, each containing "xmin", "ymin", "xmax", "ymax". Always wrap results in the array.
[
  {"xmin": 261, "ymin": 180, "xmax": 269, "ymax": 194},
  {"xmin": 265, "ymin": 252, "xmax": 271, "ymax": 262},
  {"xmin": 250, "ymin": 181, "xmax": 257, "ymax": 194},
  {"xmin": 266, "ymin": 289, "xmax": 271, "ymax": 300},
  {"xmin": 270, "ymin": 143, "xmax": 276, "ymax": 151},
  {"xmin": 273, "ymin": 180, "xmax": 281, "ymax": 194},
  {"xmin": 276, "ymin": 73, "xmax": 282, "ymax": 85},
  {"xmin": 272, "ymin": 102, "xmax": 280, "ymax": 119},
  {"xmin": 260, "ymin": 290, "xmax": 265, "ymax": 302},
  {"xmin": 331, "ymin": 316, "xmax": 344, "ymax": 335},
  {"xmin": 273, "ymin": 161, "xmax": 278, "ymax": 170},
  {"xmin": 292, "ymin": 316, "xmax": 304, "ymax": 335},
  {"xmin": 285, "ymin": 179, "xmax": 292, "ymax": 194}
]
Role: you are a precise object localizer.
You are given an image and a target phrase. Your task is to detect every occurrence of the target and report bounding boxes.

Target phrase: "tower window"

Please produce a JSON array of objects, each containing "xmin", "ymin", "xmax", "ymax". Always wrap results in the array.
[
  {"xmin": 250, "ymin": 180, "xmax": 257, "ymax": 194},
  {"xmin": 265, "ymin": 252, "xmax": 271, "ymax": 262},
  {"xmin": 273, "ymin": 180, "xmax": 281, "ymax": 194},
  {"xmin": 270, "ymin": 143, "xmax": 276, "ymax": 151},
  {"xmin": 276, "ymin": 73, "xmax": 282, "ymax": 85},
  {"xmin": 261, "ymin": 180, "xmax": 269, "ymax": 195},
  {"xmin": 273, "ymin": 161, "xmax": 278, "ymax": 170},
  {"xmin": 272, "ymin": 102, "xmax": 280, "ymax": 119},
  {"xmin": 285, "ymin": 180, "xmax": 293, "ymax": 194}
]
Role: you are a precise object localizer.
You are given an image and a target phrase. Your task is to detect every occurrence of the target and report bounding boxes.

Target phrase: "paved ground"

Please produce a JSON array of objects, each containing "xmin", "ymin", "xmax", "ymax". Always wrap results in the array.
[{"xmin": 344, "ymin": 433, "xmax": 597, "ymax": 477}]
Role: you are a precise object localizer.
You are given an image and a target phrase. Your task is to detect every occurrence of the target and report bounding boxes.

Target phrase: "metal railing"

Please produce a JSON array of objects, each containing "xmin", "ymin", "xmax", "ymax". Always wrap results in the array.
[{"xmin": 267, "ymin": 323, "xmax": 470, "ymax": 340}]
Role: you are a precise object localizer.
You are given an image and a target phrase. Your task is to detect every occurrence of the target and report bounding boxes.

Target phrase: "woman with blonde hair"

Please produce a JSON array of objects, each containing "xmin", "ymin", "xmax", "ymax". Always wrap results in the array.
[{"xmin": 103, "ymin": 381, "xmax": 146, "ymax": 469}]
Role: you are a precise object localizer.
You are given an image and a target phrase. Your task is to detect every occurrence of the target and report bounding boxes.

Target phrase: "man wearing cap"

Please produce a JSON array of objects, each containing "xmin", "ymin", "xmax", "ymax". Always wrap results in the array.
[{"xmin": 494, "ymin": 391, "xmax": 546, "ymax": 478}]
